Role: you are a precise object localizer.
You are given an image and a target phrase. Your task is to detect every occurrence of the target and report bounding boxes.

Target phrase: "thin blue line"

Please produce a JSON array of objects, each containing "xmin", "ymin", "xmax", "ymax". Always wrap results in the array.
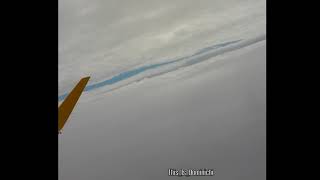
[{"xmin": 58, "ymin": 39, "xmax": 241, "ymax": 101}]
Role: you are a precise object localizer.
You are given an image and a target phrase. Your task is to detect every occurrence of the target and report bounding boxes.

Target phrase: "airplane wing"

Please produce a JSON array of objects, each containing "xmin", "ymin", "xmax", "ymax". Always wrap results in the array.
[{"xmin": 58, "ymin": 77, "xmax": 90, "ymax": 133}]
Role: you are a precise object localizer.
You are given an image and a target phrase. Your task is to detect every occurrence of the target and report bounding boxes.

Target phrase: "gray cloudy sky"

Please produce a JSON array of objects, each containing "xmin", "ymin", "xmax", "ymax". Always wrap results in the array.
[
  {"xmin": 59, "ymin": 1, "xmax": 266, "ymax": 180},
  {"xmin": 58, "ymin": 0, "xmax": 265, "ymax": 95}
]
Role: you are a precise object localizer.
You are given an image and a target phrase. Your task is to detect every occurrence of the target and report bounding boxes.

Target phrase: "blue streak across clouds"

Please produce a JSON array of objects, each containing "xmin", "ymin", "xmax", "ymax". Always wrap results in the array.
[{"xmin": 58, "ymin": 39, "xmax": 241, "ymax": 101}]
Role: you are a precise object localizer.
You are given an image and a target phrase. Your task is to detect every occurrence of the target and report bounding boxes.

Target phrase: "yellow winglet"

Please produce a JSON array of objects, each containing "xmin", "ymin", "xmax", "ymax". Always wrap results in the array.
[{"xmin": 58, "ymin": 77, "xmax": 90, "ymax": 133}]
